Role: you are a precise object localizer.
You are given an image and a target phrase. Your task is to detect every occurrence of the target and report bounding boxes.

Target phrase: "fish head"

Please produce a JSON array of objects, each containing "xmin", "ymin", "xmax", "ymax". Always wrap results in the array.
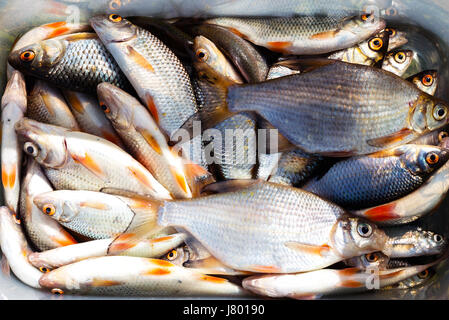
[
  {"xmin": 15, "ymin": 118, "xmax": 69, "ymax": 168},
  {"xmin": 411, "ymin": 70, "xmax": 438, "ymax": 95},
  {"xmin": 90, "ymin": 14, "xmax": 137, "ymax": 44},
  {"xmin": 358, "ymin": 30, "xmax": 390, "ymax": 61},
  {"xmin": 382, "ymin": 49, "xmax": 414, "ymax": 75},
  {"xmin": 384, "ymin": 27, "xmax": 408, "ymax": 51},
  {"xmin": 332, "ymin": 216, "xmax": 389, "ymax": 258},
  {"xmin": 8, "ymin": 39, "xmax": 65, "ymax": 74},
  {"xmin": 33, "ymin": 191, "xmax": 79, "ymax": 223},
  {"xmin": 39, "ymin": 268, "xmax": 77, "ymax": 295},
  {"xmin": 96, "ymin": 82, "xmax": 135, "ymax": 130},
  {"xmin": 193, "ymin": 36, "xmax": 221, "ymax": 71},
  {"xmin": 162, "ymin": 245, "xmax": 190, "ymax": 267},
  {"xmin": 338, "ymin": 13, "xmax": 386, "ymax": 42},
  {"xmin": 387, "ymin": 228, "xmax": 447, "ymax": 257},
  {"xmin": 345, "ymin": 252, "xmax": 390, "ymax": 269},
  {"xmin": 397, "ymin": 144, "xmax": 449, "ymax": 176}
]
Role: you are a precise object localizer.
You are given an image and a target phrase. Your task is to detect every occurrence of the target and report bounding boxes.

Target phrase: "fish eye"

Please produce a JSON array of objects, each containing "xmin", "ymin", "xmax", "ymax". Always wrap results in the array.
[
  {"xmin": 43, "ymin": 204, "xmax": 56, "ymax": 216},
  {"xmin": 109, "ymin": 14, "xmax": 122, "ymax": 22},
  {"xmin": 433, "ymin": 104, "xmax": 448, "ymax": 121},
  {"xmin": 51, "ymin": 288, "xmax": 64, "ymax": 295},
  {"xmin": 365, "ymin": 253, "xmax": 379, "ymax": 262},
  {"xmin": 418, "ymin": 269, "xmax": 430, "ymax": 279},
  {"xmin": 426, "ymin": 152, "xmax": 439, "ymax": 165},
  {"xmin": 386, "ymin": 7, "xmax": 398, "ymax": 16},
  {"xmin": 361, "ymin": 13, "xmax": 373, "ymax": 22},
  {"xmin": 166, "ymin": 249, "xmax": 178, "ymax": 261},
  {"xmin": 357, "ymin": 222, "xmax": 373, "ymax": 238},
  {"xmin": 438, "ymin": 131, "xmax": 448, "ymax": 142},
  {"xmin": 196, "ymin": 49, "xmax": 209, "ymax": 62},
  {"xmin": 434, "ymin": 234, "xmax": 443, "ymax": 243},
  {"xmin": 24, "ymin": 142, "xmax": 39, "ymax": 157},
  {"xmin": 385, "ymin": 28, "xmax": 396, "ymax": 37},
  {"xmin": 20, "ymin": 50, "xmax": 35, "ymax": 62},
  {"xmin": 109, "ymin": 0, "xmax": 121, "ymax": 10},
  {"xmin": 394, "ymin": 52, "xmax": 406, "ymax": 63},
  {"xmin": 39, "ymin": 267, "xmax": 50, "ymax": 273},
  {"xmin": 369, "ymin": 37, "xmax": 383, "ymax": 51},
  {"xmin": 99, "ymin": 102, "xmax": 110, "ymax": 113},
  {"xmin": 422, "ymin": 74, "xmax": 434, "ymax": 87}
]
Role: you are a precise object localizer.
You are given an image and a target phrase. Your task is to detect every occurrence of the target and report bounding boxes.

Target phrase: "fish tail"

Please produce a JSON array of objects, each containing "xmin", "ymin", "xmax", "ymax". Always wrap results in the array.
[
  {"xmin": 183, "ymin": 161, "xmax": 216, "ymax": 197},
  {"xmin": 107, "ymin": 199, "xmax": 164, "ymax": 255}
]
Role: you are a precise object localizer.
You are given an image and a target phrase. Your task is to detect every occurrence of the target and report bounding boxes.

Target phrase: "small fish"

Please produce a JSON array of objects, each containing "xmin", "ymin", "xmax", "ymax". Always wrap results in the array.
[
  {"xmin": 193, "ymin": 35, "xmax": 243, "ymax": 84},
  {"xmin": 28, "ymin": 232, "xmax": 186, "ymax": 271},
  {"xmin": 177, "ymin": 60, "xmax": 449, "ymax": 156},
  {"xmin": 383, "ymin": 227, "xmax": 446, "ymax": 258},
  {"xmin": 15, "ymin": 118, "xmax": 172, "ymax": 200},
  {"xmin": 382, "ymin": 268, "xmax": 436, "ymax": 290},
  {"xmin": 161, "ymin": 245, "xmax": 190, "ymax": 267},
  {"xmin": 345, "ymin": 252, "xmax": 391, "ymax": 270},
  {"xmin": 109, "ymin": 180, "xmax": 388, "ymax": 273},
  {"xmin": 328, "ymin": 30, "xmax": 390, "ymax": 66},
  {"xmin": 0, "ymin": 206, "xmax": 42, "ymax": 288},
  {"xmin": 90, "ymin": 15, "xmax": 197, "ymax": 138},
  {"xmin": 97, "ymin": 83, "xmax": 192, "ymax": 199},
  {"xmin": 6, "ymin": 21, "xmax": 92, "ymax": 79},
  {"xmin": 350, "ymin": 137, "xmax": 449, "ymax": 225},
  {"xmin": 39, "ymin": 256, "xmax": 246, "ymax": 296},
  {"xmin": 189, "ymin": 24, "xmax": 268, "ymax": 83},
  {"xmin": 8, "ymin": 33, "xmax": 132, "ymax": 93},
  {"xmin": 20, "ymin": 159, "xmax": 77, "ymax": 251},
  {"xmin": 1, "ymin": 71, "xmax": 27, "ymax": 213},
  {"xmin": 384, "ymin": 27, "xmax": 408, "ymax": 51},
  {"xmin": 27, "ymin": 80, "xmax": 80, "ymax": 130},
  {"xmin": 242, "ymin": 262, "xmax": 437, "ymax": 299},
  {"xmin": 205, "ymin": 14, "xmax": 386, "ymax": 55},
  {"xmin": 382, "ymin": 49, "xmax": 414, "ymax": 76},
  {"xmin": 411, "ymin": 127, "xmax": 448, "ymax": 146},
  {"xmin": 406, "ymin": 70, "xmax": 438, "ymax": 96},
  {"xmin": 304, "ymin": 144, "xmax": 449, "ymax": 209},
  {"xmin": 63, "ymin": 90, "xmax": 125, "ymax": 148}
]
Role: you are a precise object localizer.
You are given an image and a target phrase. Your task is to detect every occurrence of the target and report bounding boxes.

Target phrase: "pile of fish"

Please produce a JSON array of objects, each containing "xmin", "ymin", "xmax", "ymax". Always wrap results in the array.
[{"xmin": 1, "ymin": 12, "xmax": 449, "ymax": 299}]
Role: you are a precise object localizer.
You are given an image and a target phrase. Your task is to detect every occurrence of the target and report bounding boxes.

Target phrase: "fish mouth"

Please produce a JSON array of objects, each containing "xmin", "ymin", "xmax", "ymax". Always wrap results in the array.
[{"xmin": 38, "ymin": 272, "xmax": 64, "ymax": 291}]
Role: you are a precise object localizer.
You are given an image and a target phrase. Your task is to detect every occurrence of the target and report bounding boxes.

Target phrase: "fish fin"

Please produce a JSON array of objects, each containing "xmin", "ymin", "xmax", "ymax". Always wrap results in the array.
[
  {"xmin": 183, "ymin": 161, "xmax": 216, "ymax": 197},
  {"xmin": 136, "ymin": 127, "xmax": 163, "ymax": 155},
  {"xmin": 266, "ymin": 41, "xmax": 293, "ymax": 53},
  {"xmin": 200, "ymin": 179, "xmax": 262, "ymax": 195},
  {"xmin": 310, "ymin": 30, "xmax": 338, "ymax": 40},
  {"xmin": 57, "ymin": 32, "xmax": 97, "ymax": 41},
  {"xmin": 248, "ymin": 265, "xmax": 282, "ymax": 273},
  {"xmin": 63, "ymin": 90, "xmax": 85, "ymax": 114},
  {"xmin": 289, "ymin": 293, "xmax": 319, "ymax": 300},
  {"xmin": 0, "ymin": 255, "xmax": 10, "ymax": 276},
  {"xmin": 107, "ymin": 199, "xmax": 163, "ymax": 255},
  {"xmin": 284, "ymin": 241, "xmax": 332, "ymax": 257},
  {"xmin": 378, "ymin": 269, "xmax": 406, "ymax": 280},
  {"xmin": 184, "ymin": 256, "xmax": 244, "ymax": 275},
  {"xmin": 127, "ymin": 46, "xmax": 155, "ymax": 72},
  {"xmin": 360, "ymin": 203, "xmax": 400, "ymax": 222},
  {"xmin": 70, "ymin": 151, "xmax": 105, "ymax": 179},
  {"xmin": 338, "ymin": 267, "xmax": 362, "ymax": 276},
  {"xmin": 338, "ymin": 280, "xmax": 364, "ymax": 288},
  {"xmin": 143, "ymin": 92, "xmax": 160, "ymax": 124},
  {"xmin": 91, "ymin": 279, "xmax": 123, "ymax": 287},
  {"xmin": 366, "ymin": 128, "xmax": 415, "ymax": 148},
  {"xmin": 181, "ymin": 231, "xmax": 213, "ymax": 260},
  {"xmin": 277, "ymin": 58, "xmax": 338, "ymax": 74}
]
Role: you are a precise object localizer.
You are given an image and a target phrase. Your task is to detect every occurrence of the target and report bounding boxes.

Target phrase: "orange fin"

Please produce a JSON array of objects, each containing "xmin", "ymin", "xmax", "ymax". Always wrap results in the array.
[
  {"xmin": 285, "ymin": 242, "xmax": 331, "ymax": 257},
  {"xmin": 339, "ymin": 280, "xmax": 364, "ymax": 288},
  {"xmin": 379, "ymin": 269, "xmax": 405, "ymax": 280},
  {"xmin": 136, "ymin": 127, "xmax": 162, "ymax": 155},
  {"xmin": 227, "ymin": 27, "xmax": 247, "ymax": 39},
  {"xmin": 362, "ymin": 203, "xmax": 400, "ymax": 222},
  {"xmin": 70, "ymin": 152, "xmax": 105, "ymax": 179},
  {"xmin": 338, "ymin": 267, "xmax": 361, "ymax": 276},
  {"xmin": 59, "ymin": 33, "xmax": 98, "ymax": 42},
  {"xmin": 91, "ymin": 279, "xmax": 122, "ymax": 287},
  {"xmin": 79, "ymin": 201, "xmax": 110, "ymax": 210},
  {"xmin": 127, "ymin": 166, "xmax": 155, "ymax": 190},
  {"xmin": 183, "ymin": 162, "xmax": 215, "ymax": 197},
  {"xmin": 100, "ymin": 130, "xmax": 123, "ymax": 147},
  {"xmin": 143, "ymin": 93, "xmax": 159, "ymax": 124},
  {"xmin": 184, "ymin": 256, "xmax": 245, "ymax": 275},
  {"xmin": 2, "ymin": 165, "xmax": 16, "ymax": 189},
  {"xmin": 199, "ymin": 275, "xmax": 229, "ymax": 284},
  {"xmin": 248, "ymin": 265, "xmax": 282, "ymax": 273},
  {"xmin": 64, "ymin": 91, "xmax": 85, "ymax": 114},
  {"xmin": 50, "ymin": 235, "xmax": 78, "ymax": 247},
  {"xmin": 289, "ymin": 294, "xmax": 319, "ymax": 300},
  {"xmin": 127, "ymin": 46, "xmax": 154, "ymax": 72},
  {"xmin": 141, "ymin": 267, "xmax": 171, "ymax": 276},
  {"xmin": 267, "ymin": 41, "xmax": 293, "ymax": 53},
  {"xmin": 367, "ymin": 128, "xmax": 414, "ymax": 148},
  {"xmin": 310, "ymin": 30, "xmax": 338, "ymax": 40}
]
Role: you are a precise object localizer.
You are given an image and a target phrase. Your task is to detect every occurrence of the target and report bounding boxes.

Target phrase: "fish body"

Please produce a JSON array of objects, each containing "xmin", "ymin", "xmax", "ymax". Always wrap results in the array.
[
  {"xmin": 0, "ymin": 206, "xmax": 42, "ymax": 288},
  {"xmin": 304, "ymin": 144, "xmax": 449, "ymax": 209},
  {"xmin": 205, "ymin": 14, "xmax": 386, "ymax": 55},
  {"xmin": 1, "ymin": 71, "xmax": 27, "ymax": 213},
  {"xmin": 27, "ymin": 80, "xmax": 79, "ymax": 130},
  {"xmin": 8, "ymin": 33, "xmax": 131, "ymax": 93},
  {"xmin": 39, "ymin": 256, "xmax": 246, "ymax": 296},
  {"xmin": 20, "ymin": 160, "xmax": 77, "ymax": 251},
  {"xmin": 15, "ymin": 118, "xmax": 172, "ymax": 199},
  {"xmin": 90, "ymin": 15, "xmax": 197, "ymax": 138}
]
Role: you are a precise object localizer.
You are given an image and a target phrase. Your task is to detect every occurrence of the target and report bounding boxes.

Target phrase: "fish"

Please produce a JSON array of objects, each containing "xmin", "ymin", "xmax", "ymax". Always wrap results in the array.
[
  {"xmin": 383, "ymin": 227, "xmax": 447, "ymax": 258},
  {"xmin": 96, "ymin": 83, "xmax": 192, "ymax": 199},
  {"xmin": 19, "ymin": 159, "xmax": 77, "ymax": 251},
  {"xmin": 266, "ymin": 63, "xmax": 301, "ymax": 80},
  {"xmin": 0, "ymin": 206, "xmax": 42, "ymax": 288},
  {"xmin": 411, "ymin": 126, "xmax": 448, "ymax": 146},
  {"xmin": 15, "ymin": 118, "xmax": 172, "ymax": 200},
  {"xmin": 38, "ymin": 256, "xmax": 246, "ymax": 296},
  {"xmin": 384, "ymin": 27, "xmax": 408, "ymax": 51},
  {"xmin": 193, "ymin": 35, "xmax": 244, "ymax": 84},
  {"xmin": 205, "ymin": 14, "xmax": 386, "ymax": 55},
  {"xmin": 27, "ymin": 80, "xmax": 80, "ymax": 130},
  {"xmin": 267, "ymin": 149, "xmax": 323, "ymax": 187},
  {"xmin": 62, "ymin": 90, "xmax": 125, "ymax": 148},
  {"xmin": 406, "ymin": 70, "xmax": 438, "ymax": 96},
  {"xmin": 328, "ymin": 30, "xmax": 390, "ymax": 66},
  {"xmin": 344, "ymin": 252, "xmax": 391, "ymax": 270},
  {"xmin": 1, "ymin": 71, "xmax": 27, "ymax": 213},
  {"xmin": 242, "ymin": 262, "xmax": 437, "ymax": 299},
  {"xmin": 161, "ymin": 245, "xmax": 190, "ymax": 267},
  {"xmin": 256, "ymin": 152, "xmax": 282, "ymax": 181},
  {"xmin": 382, "ymin": 268, "xmax": 436, "ymax": 290},
  {"xmin": 177, "ymin": 60, "xmax": 449, "ymax": 156},
  {"xmin": 28, "ymin": 232, "xmax": 186, "ymax": 271},
  {"xmin": 109, "ymin": 180, "xmax": 388, "ymax": 273},
  {"xmin": 6, "ymin": 21, "xmax": 92, "ymax": 79},
  {"xmin": 303, "ymin": 144, "xmax": 449, "ymax": 209},
  {"xmin": 350, "ymin": 137, "xmax": 449, "ymax": 225},
  {"xmin": 90, "ymin": 15, "xmax": 197, "ymax": 138},
  {"xmin": 382, "ymin": 49, "xmax": 414, "ymax": 76},
  {"xmin": 189, "ymin": 24, "xmax": 268, "ymax": 83},
  {"xmin": 7, "ymin": 33, "xmax": 132, "ymax": 93}
]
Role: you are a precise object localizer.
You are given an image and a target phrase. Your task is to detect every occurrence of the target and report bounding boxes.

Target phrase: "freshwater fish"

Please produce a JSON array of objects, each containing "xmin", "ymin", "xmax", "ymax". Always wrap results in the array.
[
  {"xmin": 407, "ymin": 70, "xmax": 438, "ymax": 96},
  {"xmin": 384, "ymin": 27, "xmax": 408, "ymax": 51},
  {"xmin": 382, "ymin": 49, "xmax": 414, "ymax": 76}
]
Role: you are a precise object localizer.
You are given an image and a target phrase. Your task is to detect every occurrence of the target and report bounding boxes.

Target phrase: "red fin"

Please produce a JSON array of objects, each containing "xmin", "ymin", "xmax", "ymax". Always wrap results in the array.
[
  {"xmin": 248, "ymin": 265, "xmax": 282, "ymax": 273},
  {"xmin": 2, "ymin": 165, "xmax": 16, "ymax": 189},
  {"xmin": 127, "ymin": 166, "xmax": 154, "ymax": 189},
  {"xmin": 141, "ymin": 268, "xmax": 171, "ymax": 276},
  {"xmin": 200, "ymin": 275, "xmax": 229, "ymax": 284},
  {"xmin": 149, "ymin": 235, "xmax": 174, "ymax": 243},
  {"xmin": 127, "ymin": 46, "xmax": 155, "ymax": 72},
  {"xmin": 310, "ymin": 30, "xmax": 338, "ymax": 40},
  {"xmin": 339, "ymin": 280, "xmax": 364, "ymax": 288},
  {"xmin": 339, "ymin": 267, "xmax": 361, "ymax": 276},
  {"xmin": 144, "ymin": 93, "xmax": 159, "ymax": 124},
  {"xmin": 136, "ymin": 128, "xmax": 162, "ymax": 155},
  {"xmin": 100, "ymin": 130, "xmax": 123, "ymax": 147},
  {"xmin": 363, "ymin": 203, "xmax": 400, "ymax": 222},
  {"xmin": 151, "ymin": 259, "xmax": 175, "ymax": 267},
  {"xmin": 267, "ymin": 41, "xmax": 293, "ymax": 53},
  {"xmin": 285, "ymin": 242, "xmax": 331, "ymax": 257},
  {"xmin": 227, "ymin": 27, "xmax": 247, "ymax": 39},
  {"xmin": 50, "ymin": 235, "xmax": 77, "ymax": 247},
  {"xmin": 367, "ymin": 128, "xmax": 414, "ymax": 148},
  {"xmin": 70, "ymin": 152, "xmax": 104, "ymax": 179}
]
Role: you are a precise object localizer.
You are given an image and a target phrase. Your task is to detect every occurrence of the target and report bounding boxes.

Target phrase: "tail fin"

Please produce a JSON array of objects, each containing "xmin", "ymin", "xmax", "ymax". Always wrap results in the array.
[
  {"xmin": 108, "ymin": 197, "xmax": 164, "ymax": 255},
  {"xmin": 183, "ymin": 161, "xmax": 216, "ymax": 197}
]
